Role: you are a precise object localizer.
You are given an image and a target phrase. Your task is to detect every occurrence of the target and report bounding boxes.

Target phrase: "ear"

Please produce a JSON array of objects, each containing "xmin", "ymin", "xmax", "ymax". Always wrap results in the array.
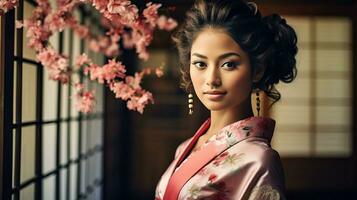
[{"xmin": 252, "ymin": 65, "xmax": 267, "ymax": 83}]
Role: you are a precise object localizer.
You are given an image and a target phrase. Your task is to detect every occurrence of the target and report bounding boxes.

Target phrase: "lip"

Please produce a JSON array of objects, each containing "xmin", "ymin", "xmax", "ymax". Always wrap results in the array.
[
  {"xmin": 203, "ymin": 90, "xmax": 227, "ymax": 95},
  {"xmin": 203, "ymin": 91, "xmax": 227, "ymax": 100}
]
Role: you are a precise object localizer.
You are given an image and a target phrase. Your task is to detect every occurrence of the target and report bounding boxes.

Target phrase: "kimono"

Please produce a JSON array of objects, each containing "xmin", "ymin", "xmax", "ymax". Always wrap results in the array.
[{"xmin": 155, "ymin": 116, "xmax": 286, "ymax": 200}]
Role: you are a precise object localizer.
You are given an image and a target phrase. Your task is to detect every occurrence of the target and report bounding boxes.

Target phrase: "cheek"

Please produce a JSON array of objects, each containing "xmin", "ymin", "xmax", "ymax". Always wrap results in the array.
[
  {"xmin": 190, "ymin": 67, "xmax": 203, "ymax": 89},
  {"xmin": 227, "ymin": 73, "xmax": 253, "ymax": 96}
]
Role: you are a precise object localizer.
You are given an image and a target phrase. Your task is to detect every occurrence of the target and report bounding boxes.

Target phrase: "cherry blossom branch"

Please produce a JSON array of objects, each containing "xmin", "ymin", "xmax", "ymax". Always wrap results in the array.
[{"xmin": 10, "ymin": 0, "xmax": 177, "ymax": 114}]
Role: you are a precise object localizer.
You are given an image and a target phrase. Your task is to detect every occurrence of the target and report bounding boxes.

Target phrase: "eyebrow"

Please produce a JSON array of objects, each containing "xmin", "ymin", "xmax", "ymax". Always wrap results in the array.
[{"xmin": 191, "ymin": 52, "xmax": 241, "ymax": 60}]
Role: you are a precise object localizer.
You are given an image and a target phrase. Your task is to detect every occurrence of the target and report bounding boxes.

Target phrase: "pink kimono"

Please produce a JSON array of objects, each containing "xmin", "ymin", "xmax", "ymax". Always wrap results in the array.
[{"xmin": 155, "ymin": 116, "xmax": 286, "ymax": 200}]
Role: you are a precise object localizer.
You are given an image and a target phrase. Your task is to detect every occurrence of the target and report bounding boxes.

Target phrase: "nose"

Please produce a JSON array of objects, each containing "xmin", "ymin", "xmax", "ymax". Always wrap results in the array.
[{"xmin": 205, "ymin": 66, "xmax": 222, "ymax": 88}]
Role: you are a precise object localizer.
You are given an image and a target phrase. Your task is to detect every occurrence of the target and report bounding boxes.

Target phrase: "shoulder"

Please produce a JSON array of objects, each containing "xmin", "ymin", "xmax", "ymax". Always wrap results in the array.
[
  {"xmin": 258, "ymin": 148, "xmax": 283, "ymax": 172},
  {"xmin": 234, "ymin": 137, "xmax": 283, "ymax": 170}
]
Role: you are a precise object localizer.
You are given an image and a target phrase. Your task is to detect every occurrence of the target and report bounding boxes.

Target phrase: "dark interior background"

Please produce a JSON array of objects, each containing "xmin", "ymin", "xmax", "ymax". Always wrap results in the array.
[{"xmin": 104, "ymin": 0, "xmax": 357, "ymax": 199}]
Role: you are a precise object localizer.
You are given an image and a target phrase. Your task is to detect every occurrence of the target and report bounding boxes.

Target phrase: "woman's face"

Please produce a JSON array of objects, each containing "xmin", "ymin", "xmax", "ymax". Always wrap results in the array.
[{"xmin": 190, "ymin": 28, "xmax": 254, "ymax": 111}]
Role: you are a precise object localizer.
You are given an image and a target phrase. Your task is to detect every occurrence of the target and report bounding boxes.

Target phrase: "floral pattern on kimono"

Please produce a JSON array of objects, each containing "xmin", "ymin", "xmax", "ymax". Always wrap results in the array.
[{"xmin": 155, "ymin": 116, "xmax": 286, "ymax": 200}]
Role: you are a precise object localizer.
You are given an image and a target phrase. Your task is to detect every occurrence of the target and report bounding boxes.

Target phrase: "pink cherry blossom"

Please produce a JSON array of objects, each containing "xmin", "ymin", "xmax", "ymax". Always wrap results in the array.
[
  {"xmin": 121, "ymin": 31, "xmax": 135, "ymax": 49},
  {"xmin": 87, "ymin": 59, "xmax": 126, "ymax": 84},
  {"xmin": 107, "ymin": 0, "xmax": 130, "ymax": 14},
  {"xmin": 25, "ymin": 22, "xmax": 52, "ymax": 51},
  {"xmin": 76, "ymin": 91, "xmax": 96, "ymax": 113},
  {"xmin": 36, "ymin": 47, "xmax": 57, "ymax": 67},
  {"xmin": 37, "ymin": 47, "xmax": 70, "ymax": 83},
  {"xmin": 120, "ymin": 4, "xmax": 138, "ymax": 23},
  {"xmin": 102, "ymin": 59, "xmax": 126, "ymax": 80},
  {"xmin": 155, "ymin": 67, "xmax": 164, "ymax": 77},
  {"xmin": 126, "ymin": 91, "xmax": 153, "ymax": 114},
  {"xmin": 135, "ymin": 33, "xmax": 153, "ymax": 61},
  {"xmin": 48, "ymin": 67, "xmax": 70, "ymax": 83},
  {"xmin": 73, "ymin": 25, "xmax": 89, "ymax": 38},
  {"xmin": 143, "ymin": 2, "xmax": 162, "ymax": 28},
  {"xmin": 52, "ymin": 56, "xmax": 68, "ymax": 71},
  {"xmin": 106, "ymin": 0, "xmax": 138, "ymax": 23},
  {"xmin": 125, "ymin": 73, "xmax": 142, "ymax": 89},
  {"xmin": 109, "ymin": 81, "xmax": 135, "ymax": 100},
  {"xmin": 90, "ymin": 0, "xmax": 108, "ymax": 11},
  {"xmin": 74, "ymin": 82, "xmax": 84, "ymax": 92},
  {"xmin": 104, "ymin": 42, "xmax": 120, "ymax": 57},
  {"xmin": 73, "ymin": 82, "xmax": 96, "ymax": 113},
  {"xmin": 157, "ymin": 15, "xmax": 178, "ymax": 31},
  {"xmin": 0, "ymin": 0, "xmax": 18, "ymax": 15},
  {"xmin": 89, "ymin": 39, "xmax": 101, "ymax": 52},
  {"xmin": 75, "ymin": 53, "xmax": 90, "ymax": 69},
  {"xmin": 15, "ymin": 20, "xmax": 23, "ymax": 29}
]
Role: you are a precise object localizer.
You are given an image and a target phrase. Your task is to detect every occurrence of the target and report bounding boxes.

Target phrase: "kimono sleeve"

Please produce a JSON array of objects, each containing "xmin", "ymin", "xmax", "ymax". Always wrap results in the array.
[{"xmin": 248, "ymin": 149, "xmax": 287, "ymax": 200}]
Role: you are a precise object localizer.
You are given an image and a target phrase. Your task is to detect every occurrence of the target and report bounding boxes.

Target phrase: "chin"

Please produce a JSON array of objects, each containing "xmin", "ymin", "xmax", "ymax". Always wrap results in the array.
[{"xmin": 203, "ymin": 101, "xmax": 230, "ymax": 111}]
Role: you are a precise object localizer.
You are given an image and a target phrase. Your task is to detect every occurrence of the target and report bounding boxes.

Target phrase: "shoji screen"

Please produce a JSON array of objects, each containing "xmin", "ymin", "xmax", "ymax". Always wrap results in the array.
[
  {"xmin": 1, "ymin": 0, "xmax": 105, "ymax": 200},
  {"xmin": 270, "ymin": 16, "xmax": 353, "ymax": 157}
]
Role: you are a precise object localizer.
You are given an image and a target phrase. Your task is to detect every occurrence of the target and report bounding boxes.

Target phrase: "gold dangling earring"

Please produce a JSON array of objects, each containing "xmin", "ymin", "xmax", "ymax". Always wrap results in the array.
[
  {"xmin": 256, "ymin": 89, "xmax": 260, "ymax": 116},
  {"xmin": 188, "ymin": 93, "xmax": 193, "ymax": 115}
]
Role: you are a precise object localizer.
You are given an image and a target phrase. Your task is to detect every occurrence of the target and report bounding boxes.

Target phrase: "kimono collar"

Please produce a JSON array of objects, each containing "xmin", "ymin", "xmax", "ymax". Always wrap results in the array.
[
  {"xmin": 205, "ymin": 116, "xmax": 276, "ymax": 144},
  {"xmin": 163, "ymin": 116, "xmax": 276, "ymax": 200}
]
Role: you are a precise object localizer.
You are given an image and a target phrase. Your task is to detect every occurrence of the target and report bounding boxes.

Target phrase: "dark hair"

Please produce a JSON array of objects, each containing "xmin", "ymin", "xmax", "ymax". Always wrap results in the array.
[{"xmin": 172, "ymin": 0, "xmax": 298, "ymax": 107}]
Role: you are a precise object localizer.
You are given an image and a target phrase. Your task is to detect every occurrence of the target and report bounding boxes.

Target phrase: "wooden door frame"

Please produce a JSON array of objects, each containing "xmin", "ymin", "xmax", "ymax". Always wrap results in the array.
[{"xmin": 0, "ymin": 9, "xmax": 15, "ymax": 200}]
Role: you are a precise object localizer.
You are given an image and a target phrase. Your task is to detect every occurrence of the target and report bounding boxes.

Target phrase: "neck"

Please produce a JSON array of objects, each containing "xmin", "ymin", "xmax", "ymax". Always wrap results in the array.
[{"xmin": 208, "ymin": 97, "xmax": 254, "ymax": 136}]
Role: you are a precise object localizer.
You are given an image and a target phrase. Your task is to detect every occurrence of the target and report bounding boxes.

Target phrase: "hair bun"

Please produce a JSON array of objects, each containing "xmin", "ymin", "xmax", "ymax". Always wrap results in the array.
[
  {"xmin": 246, "ymin": 2, "xmax": 258, "ymax": 16},
  {"xmin": 262, "ymin": 14, "xmax": 298, "ymax": 83}
]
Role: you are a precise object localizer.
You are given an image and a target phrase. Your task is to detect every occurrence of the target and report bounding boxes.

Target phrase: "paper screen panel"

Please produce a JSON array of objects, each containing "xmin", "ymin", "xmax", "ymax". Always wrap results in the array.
[
  {"xmin": 22, "ymin": 63, "xmax": 37, "ymax": 122},
  {"xmin": 43, "ymin": 175, "xmax": 55, "ymax": 200},
  {"xmin": 315, "ymin": 17, "xmax": 351, "ymax": 43},
  {"xmin": 275, "ymin": 78, "xmax": 311, "ymax": 99},
  {"xmin": 19, "ymin": 183, "xmax": 34, "ymax": 200},
  {"xmin": 42, "ymin": 124, "xmax": 56, "ymax": 174},
  {"xmin": 43, "ymin": 32, "xmax": 60, "ymax": 121},
  {"xmin": 21, "ymin": 126, "xmax": 36, "ymax": 183},
  {"xmin": 81, "ymin": 120, "xmax": 88, "ymax": 155},
  {"xmin": 295, "ymin": 48, "xmax": 312, "ymax": 73},
  {"xmin": 95, "ymin": 152, "xmax": 102, "ymax": 181},
  {"xmin": 80, "ymin": 160, "xmax": 86, "ymax": 194},
  {"xmin": 43, "ymin": 68, "xmax": 58, "ymax": 121},
  {"xmin": 316, "ymin": 49, "xmax": 351, "ymax": 72},
  {"xmin": 271, "ymin": 104, "xmax": 311, "ymax": 125},
  {"xmin": 63, "ymin": 29, "xmax": 71, "ymax": 58},
  {"xmin": 90, "ymin": 119, "xmax": 103, "ymax": 147},
  {"xmin": 70, "ymin": 164, "xmax": 78, "ymax": 200},
  {"xmin": 284, "ymin": 16, "xmax": 312, "ymax": 44},
  {"xmin": 61, "ymin": 82, "xmax": 69, "ymax": 119},
  {"xmin": 60, "ymin": 122, "xmax": 68, "ymax": 165},
  {"xmin": 316, "ymin": 79, "xmax": 351, "ymax": 99},
  {"xmin": 316, "ymin": 132, "xmax": 351, "ymax": 156},
  {"xmin": 70, "ymin": 73, "xmax": 80, "ymax": 118},
  {"xmin": 22, "ymin": 1, "xmax": 36, "ymax": 60},
  {"xmin": 94, "ymin": 83, "xmax": 104, "ymax": 113},
  {"xmin": 271, "ymin": 129, "xmax": 310, "ymax": 156},
  {"xmin": 60, "ymin": 169, "xmax": 68, "ymax": 200},
  {"xmin": 316, "ymin": 105, "xmax": 351, "ymax": 126},
  {"xmin": 70, "ymin": 121, "xmax": 79, "ymax": 160}
]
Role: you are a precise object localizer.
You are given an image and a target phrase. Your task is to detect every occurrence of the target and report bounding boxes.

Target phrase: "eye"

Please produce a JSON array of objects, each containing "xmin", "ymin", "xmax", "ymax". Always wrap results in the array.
[
  {"xmin": 221, "ymin": 61, "xmax": 239, "ymax": 70},
  {"xmin": 191, "ymin": 61, "xmax": 207, "ymax": 69}
]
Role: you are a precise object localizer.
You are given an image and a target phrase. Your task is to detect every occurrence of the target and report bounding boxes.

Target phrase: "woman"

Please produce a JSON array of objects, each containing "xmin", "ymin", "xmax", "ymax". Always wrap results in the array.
[{"xmin": 155, "ymin": 0, "xmax": 298, "ymax": 199}]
